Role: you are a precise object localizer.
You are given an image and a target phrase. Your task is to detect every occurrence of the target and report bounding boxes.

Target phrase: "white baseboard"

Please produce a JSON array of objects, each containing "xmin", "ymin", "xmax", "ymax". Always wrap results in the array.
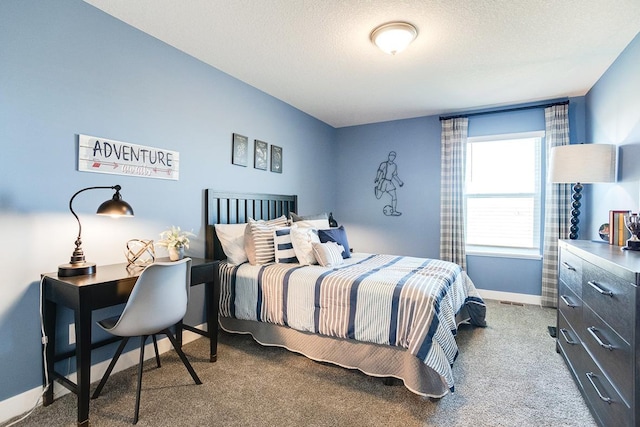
[
  {"xmin": 0, "ymin": 326, "xmax": 206, "ymax": 425},
  {"xmin": 477, "ymin": 289, "xmax": 542, "ymax": 306}
]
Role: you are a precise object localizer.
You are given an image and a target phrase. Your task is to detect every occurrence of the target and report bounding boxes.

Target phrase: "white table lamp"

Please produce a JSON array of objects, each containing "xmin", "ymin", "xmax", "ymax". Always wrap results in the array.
[{"xmin": 548, "ymin": 144, "xmax": 616, "ymax": 239}]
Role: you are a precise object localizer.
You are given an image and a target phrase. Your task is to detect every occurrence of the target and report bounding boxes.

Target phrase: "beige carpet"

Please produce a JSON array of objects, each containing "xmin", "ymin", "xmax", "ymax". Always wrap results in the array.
[{"xmin": 7, "ymin": 300, "xmax": 596, "ymax": 426}]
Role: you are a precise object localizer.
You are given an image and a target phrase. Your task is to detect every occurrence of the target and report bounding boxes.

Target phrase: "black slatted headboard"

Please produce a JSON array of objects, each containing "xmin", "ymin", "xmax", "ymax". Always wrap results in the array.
[{"xmin": 205, "ymin": 190, "xmax": 298, "ymax": 260}]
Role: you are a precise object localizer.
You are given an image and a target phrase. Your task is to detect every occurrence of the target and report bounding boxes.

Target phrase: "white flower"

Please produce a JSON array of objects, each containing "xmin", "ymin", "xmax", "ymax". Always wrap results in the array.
[{"xmin": 158, "ymin": 226, "xmax": 195, "ymax": 249}]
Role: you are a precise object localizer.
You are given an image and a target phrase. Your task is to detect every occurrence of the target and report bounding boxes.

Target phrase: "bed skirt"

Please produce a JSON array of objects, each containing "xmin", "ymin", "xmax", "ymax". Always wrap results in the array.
[{"xmin": 219, "ymin": 304, "xmax": 472, "ymax": 398}]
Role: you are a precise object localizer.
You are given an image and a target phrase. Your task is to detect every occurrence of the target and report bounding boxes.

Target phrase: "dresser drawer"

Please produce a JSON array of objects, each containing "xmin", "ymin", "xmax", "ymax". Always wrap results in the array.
[
  {"xmin": 582, "ymin": 261, "xmax": 635, "ymax": 341},
  {"xmin": 573, "ymin": 349, "xmax": 632, "ymax": 427},
  {"xmin": 558, "ymin": 280, "xmax": 582, "ymax": 330},
  {"xmin": 557, "ymin": 311, "xmax": 586, "ymax": 378},
  {"xmin": 559, "ymin": 312, "xmax": 631, "ymax": 427},
  {"xmin": 582, "ymin": 306, "xmax": 633, "ymax": 406},
  {"xmin": 559, "ymin": 249, "xmax": 583, "ymax": 298}
]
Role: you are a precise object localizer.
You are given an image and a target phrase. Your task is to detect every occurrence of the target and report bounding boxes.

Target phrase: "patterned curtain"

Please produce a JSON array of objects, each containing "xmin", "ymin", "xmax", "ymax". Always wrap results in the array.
[
  {"xmin": 440, "ymin": 117, "xmax": 469, "ymax": 270},
  {"xmin": 541, "ymin": 104, "xmax": 571, "ymax": 308}
]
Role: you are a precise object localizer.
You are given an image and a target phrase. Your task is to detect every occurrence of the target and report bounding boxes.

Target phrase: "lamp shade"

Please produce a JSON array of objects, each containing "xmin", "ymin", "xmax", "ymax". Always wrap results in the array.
[
  {"xmin": 548, "ymin": 144, "xmax": 616, "ymax": 184},
  {"xmin": 97, "ymin": 191, "xmax": 134, "ymax": 217},
  {"xmin": 370, "ymin": 22, "xmax": 417, "ymax": 55}
]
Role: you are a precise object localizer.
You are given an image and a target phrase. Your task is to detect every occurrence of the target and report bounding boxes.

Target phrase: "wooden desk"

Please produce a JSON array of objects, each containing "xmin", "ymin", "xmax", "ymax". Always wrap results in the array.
[{"xmin": 41, "ymin": 257, "xmax": 219, "ymax": 426}]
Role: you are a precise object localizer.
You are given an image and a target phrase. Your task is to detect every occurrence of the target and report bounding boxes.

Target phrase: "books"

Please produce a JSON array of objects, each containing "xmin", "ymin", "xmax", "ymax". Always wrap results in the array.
[{"xmin": 609, "ymin": 210, "xmax": 631, "ymax": 246}]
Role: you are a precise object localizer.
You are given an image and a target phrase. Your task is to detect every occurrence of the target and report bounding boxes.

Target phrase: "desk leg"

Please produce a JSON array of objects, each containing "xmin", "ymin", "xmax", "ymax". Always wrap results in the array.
[
  {"xmin": 206, "ymin": 279, "xmax": 219, "ymax": 362},
  {"xmin": 75, "ymin": 305, "xmax": 92, "ymax": 426},
  {"xmin": 42, "ymin": 296, "xmax": 56, "ymax": 406}
]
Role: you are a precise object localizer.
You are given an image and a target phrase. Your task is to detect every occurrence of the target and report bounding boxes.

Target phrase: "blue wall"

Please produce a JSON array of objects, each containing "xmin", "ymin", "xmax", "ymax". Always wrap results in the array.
[
  {"xmin": 0, "ymin": 0, "xmax": 335, "ymax": 403},
  {"xmin": 585, "ymin": 32, "xmax": 640, "ymax": 238},
  {"xmin": 335, "ymin": 117, "xmax": 442, "ymax": 259},
  {"xmin": 336, "ymin": 100, "xmax": 586, "ymax": 297}
]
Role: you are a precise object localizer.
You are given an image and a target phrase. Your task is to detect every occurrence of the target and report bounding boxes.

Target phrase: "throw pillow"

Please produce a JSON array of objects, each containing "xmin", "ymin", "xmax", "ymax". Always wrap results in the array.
[
  {"xmin": 244, "ymin": 216, "xmax": 288, "ymax": 265},
  {"xmin": 274, "ymin": 227, "xmax": 298, "ymax": 263},
  {"xmin": 214, "ymin": 223, "xmax": 248, "ymax": 265},
  {"xmin": 290, "ymin": 212, "xmax": 330, "ymax": 229},
  {"xmin": 312, "ymin": 242, "xmax": 345, "ymax": 267},
  {"xmin": 290, "ymin": 224, "xmax": 320, "ymax": 265},
  {"xmin": 318, "ymin": 225, "xmax": 351, "ymax": 258}
]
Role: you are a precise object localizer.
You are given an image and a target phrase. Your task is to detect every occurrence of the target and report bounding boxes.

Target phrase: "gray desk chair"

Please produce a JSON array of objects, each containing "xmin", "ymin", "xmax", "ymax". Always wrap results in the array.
[{"xmin": 91, "ymin": 258, "xmax": 202, "ymax": 424}]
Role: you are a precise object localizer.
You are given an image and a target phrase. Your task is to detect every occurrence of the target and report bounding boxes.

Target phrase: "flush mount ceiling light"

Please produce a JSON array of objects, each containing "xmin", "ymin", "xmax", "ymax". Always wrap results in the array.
[{"xmin": 370, "ymin": 22, "xmax": 418, "ymax": 55}]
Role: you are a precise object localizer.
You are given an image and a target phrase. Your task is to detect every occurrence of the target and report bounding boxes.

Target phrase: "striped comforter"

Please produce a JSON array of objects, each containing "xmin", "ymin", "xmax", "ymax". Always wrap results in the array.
[{"xmin": 218, "ymin": 253, "xmax": 486, "ymax": 390}]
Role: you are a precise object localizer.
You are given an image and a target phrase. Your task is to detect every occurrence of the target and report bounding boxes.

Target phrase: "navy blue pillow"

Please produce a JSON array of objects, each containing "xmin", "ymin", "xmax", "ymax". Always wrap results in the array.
[{"xmin": 318, "ymin": 225, "xmax": 351, "ymax": 259}]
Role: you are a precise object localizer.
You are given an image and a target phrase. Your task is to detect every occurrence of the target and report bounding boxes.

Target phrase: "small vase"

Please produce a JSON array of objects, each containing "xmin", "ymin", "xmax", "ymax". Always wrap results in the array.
[{"xmin": 168, "ymin": 246, "xmax": 184, "ymax": 261}]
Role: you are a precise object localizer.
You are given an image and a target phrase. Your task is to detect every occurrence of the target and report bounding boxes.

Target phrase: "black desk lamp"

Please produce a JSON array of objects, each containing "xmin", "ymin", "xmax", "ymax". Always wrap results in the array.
[{"xmin": 58, "ymin": 185, "xmax": 134, "ymax": 277}]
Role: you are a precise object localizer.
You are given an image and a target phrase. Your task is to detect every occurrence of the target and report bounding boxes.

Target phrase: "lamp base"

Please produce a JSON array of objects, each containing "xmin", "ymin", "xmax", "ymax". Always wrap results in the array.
[
  {"xmin": 569, "ymin": 183, "xmax": 583, "ymax": 240},
  {"xmin": 58, "ymin": 262, "xmax": 96, "ymax": 277}
]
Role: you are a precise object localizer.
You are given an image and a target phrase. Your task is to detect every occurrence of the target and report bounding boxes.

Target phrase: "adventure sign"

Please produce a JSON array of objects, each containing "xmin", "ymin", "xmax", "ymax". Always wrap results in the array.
[{"xmin": 78, "ymin": 134, "xmax": 179, "ymax": 180}]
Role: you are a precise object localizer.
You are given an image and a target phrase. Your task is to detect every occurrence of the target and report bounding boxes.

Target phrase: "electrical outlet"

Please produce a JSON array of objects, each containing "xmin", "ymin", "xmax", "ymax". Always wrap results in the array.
[{"xmin": 69, "ymin": 323, "xmax": 75, "ymax": 345}]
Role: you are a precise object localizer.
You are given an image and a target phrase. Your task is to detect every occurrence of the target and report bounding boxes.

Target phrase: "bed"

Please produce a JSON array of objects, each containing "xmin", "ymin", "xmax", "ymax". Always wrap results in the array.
[{"xmin": 205, "ymin": 190, "xmax": 486, "ymax": 398}]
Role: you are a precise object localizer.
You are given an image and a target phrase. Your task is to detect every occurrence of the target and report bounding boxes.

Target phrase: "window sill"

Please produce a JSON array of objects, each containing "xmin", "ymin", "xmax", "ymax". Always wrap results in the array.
[{"xmin": 466, "ymin": 246, "xmax": 542, "ymax": 260}]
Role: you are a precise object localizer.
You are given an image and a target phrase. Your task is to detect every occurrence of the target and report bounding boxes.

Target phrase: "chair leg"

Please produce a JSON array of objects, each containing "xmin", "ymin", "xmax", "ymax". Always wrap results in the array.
[
  {"xmin": 152, "ymin": 335, "xmax": 161, "ymax": 368},
  {"xmin": 162, "ymin": 329, "xmax": 202, "ymax": 385},
  {"xmin": 133, "ymin": 335, "xmax": 147, "ymax": 425},
  {"xmin": 92, "ymin": 337, "xmax": 130, "ymax": 399}
]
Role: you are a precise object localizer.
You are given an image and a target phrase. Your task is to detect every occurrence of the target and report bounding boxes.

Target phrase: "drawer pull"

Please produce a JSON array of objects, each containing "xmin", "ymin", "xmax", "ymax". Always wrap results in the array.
[
  {"xmin": 561, "ymin": 261, "xmax": 576, "ymax": 271},
  {"xmin": 585, "ymin": 372, "xmax": 612, "ymax": 403},
  {"xmin": 587, "ymin": 280, "xmax": 613, "ymax": 297},
  {"xmin": 559, "ymin": 328, "xmax": 577, "ymax": 345},
  {"xmin": 560, "ymin": 295, "xmax": 577, "ymax": 308},
  {"xmin": 587, "ymin": 326, "xmax": 614, "ymax": 350}
]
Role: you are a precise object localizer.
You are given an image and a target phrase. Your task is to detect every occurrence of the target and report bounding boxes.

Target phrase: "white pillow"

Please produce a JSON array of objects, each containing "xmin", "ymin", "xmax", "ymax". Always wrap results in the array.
[
  {"xmin": 290, "ymin": 212, "xmax": 330, "ymax": 229},
  {"xmin": 312, "ymin": 241, "xmax": 345, "ymax": 267},
  {"xmin": 214, "ymin": 223, "xmax": 248, "ymax": 265},
  {"xmin": 290, "ymin": 225, "xmax": 320, "ymax": 265},
  {"xmin": 296, "ymin": 218, "xmax": 330, "ymax": 229},
  {"xmin": 244, "ymin": 216, "xmax": 288, "ymax": 265},
  {"xmin": 274, "ymin": 227, "xmax": 298, "ymax": 263}
]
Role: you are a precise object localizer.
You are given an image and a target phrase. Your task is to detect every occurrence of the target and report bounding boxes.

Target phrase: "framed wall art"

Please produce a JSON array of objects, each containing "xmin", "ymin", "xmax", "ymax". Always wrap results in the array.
[
  {"xmin": 78, "ymin": 134, "xmax": 180, "ymax": 180},
  {"xmin": 270, "ymin": 145, "xmax": 282, "ymax": 173},
  {"xmin": 232, "ymin": 133, "xmax": 248, "ymax": 166},
  {"xmin": 254, "ymin": 139, "xmax": 268, "ymax": 170}
]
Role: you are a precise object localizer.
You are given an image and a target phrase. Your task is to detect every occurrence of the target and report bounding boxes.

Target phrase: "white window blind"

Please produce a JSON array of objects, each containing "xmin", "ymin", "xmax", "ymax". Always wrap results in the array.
[{"xmin": 465, "ymin": 132, "xmax": 544, "ymax": 253}]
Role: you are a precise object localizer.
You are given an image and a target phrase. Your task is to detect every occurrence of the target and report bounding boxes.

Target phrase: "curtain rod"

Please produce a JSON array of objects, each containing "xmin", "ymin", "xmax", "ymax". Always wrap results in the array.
[{"xmin": 439, "ymin": 100, "xmax": 569, "ymax": 121}]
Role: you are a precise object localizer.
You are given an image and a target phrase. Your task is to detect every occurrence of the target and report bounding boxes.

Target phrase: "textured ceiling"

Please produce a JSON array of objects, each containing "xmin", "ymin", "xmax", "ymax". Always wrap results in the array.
[{"xmin": 82, "ymin": 0, "xmax": 640, "ymax": 128}]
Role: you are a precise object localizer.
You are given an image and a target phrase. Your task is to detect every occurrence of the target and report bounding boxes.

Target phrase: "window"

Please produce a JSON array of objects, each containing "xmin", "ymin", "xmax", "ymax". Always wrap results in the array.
[{"xmin": 465, "ymin": 132, "xmax": 544, "ymax": 256}]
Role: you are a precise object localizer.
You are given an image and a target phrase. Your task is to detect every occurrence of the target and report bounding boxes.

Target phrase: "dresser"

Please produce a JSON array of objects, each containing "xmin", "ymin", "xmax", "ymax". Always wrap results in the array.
[{"xmin": 557, "ymin": 240, "xmax": 640, "ymax": 427}]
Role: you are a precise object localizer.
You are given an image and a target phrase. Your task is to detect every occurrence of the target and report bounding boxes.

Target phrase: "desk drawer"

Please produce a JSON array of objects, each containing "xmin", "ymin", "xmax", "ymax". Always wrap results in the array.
[
  {"xmin": 558, "ymin": 280, "xmax": 582, "ymax": 330},
  {"xmin": 559, "ymin": 249, "xmax": 582, "ymax": 298},
  {"xmin": 582, "ymin": 306, "xmax": 632, "ymax": 406},
  {"xmin": 582, "ymin": 262, "xmax": 635, "ymax": 341}
]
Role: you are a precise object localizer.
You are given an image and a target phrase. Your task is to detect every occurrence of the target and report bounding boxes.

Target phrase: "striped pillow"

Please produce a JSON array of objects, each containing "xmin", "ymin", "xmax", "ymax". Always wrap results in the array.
[
  {"xmin": 274, "ymin": 227, "xmax": 298, "ymax": 263},
  {"xmin": 244, "ymin": 216, "xmax": 288, "ymax": 265},
  {"xmin": 311, "ymin": 241, "xmax": 344, "ymax": 267}
]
